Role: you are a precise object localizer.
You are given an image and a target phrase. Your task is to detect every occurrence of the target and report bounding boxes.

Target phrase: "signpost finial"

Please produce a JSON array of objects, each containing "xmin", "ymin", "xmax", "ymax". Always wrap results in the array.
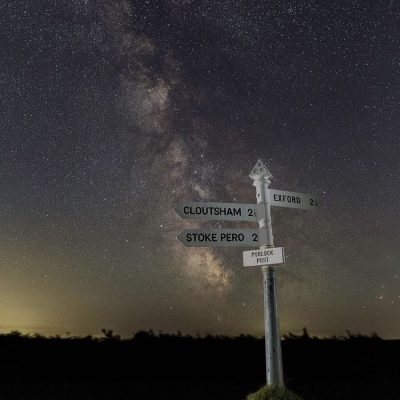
[{"xmin": 249, "ymin": 159, "xmax": 273, "ymax": 180}]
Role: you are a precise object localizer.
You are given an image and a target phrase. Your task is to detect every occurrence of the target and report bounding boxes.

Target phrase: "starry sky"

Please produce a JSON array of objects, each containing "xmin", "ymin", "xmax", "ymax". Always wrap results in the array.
[{"xmin": 0, "ymin": 0, "xmax": 399, "ymax": 338}]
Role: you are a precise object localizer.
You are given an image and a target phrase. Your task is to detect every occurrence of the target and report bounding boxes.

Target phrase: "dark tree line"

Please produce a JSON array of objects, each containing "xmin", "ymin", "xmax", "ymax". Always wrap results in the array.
[
  {"xmin": 0, "ymin": 328, "xmax": 395, "ymax": 380},
  {"xmin": 0, "ymin": 328, "xmax": 397, "ymax": 399}
]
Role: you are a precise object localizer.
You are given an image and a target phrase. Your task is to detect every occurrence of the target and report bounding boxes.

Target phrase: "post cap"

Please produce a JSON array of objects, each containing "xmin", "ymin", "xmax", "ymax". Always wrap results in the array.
[{"xmin": 249, "ymin": 159, "xmax": 273, "ymax": 180}]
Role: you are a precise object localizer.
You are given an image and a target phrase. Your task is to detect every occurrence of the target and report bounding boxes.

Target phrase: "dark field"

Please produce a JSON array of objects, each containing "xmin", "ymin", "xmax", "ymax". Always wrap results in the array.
[{"xmin": 0, "ymin": 330, "xmax": 398, "ymax": 399}]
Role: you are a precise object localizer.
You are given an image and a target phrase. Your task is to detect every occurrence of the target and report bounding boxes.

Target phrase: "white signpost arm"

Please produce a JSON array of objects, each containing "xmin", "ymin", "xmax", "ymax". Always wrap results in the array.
[{"xmin": 251, "ymin": 160, "xmax": 284, "ymax": 387}]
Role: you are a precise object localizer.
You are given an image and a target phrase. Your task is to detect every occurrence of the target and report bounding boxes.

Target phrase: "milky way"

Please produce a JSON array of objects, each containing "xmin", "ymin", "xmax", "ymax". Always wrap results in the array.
[{"xmin": 0, "ymin": 1, "xmax": 399, "ymax": 338}]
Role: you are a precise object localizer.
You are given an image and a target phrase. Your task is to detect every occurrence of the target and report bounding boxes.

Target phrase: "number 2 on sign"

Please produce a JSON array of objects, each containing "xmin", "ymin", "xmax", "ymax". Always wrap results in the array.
[
  {"xmin": 247, "ymin": 209, "xmax": 256, "ymax": 217},
  {"xmin": 252, "ymin": 233, "xmax": 258, "ymax": 242},
  {"xmin": 309, "ymin": 198, "xmax": 318, "ymax": 206}
]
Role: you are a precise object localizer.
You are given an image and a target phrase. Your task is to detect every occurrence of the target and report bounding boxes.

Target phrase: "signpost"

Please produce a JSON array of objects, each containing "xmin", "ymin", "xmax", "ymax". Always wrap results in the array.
[
  {"xmin": 174, "ymin": 159, "xmax": 319, "ymax": 387},
  {"xmin": 177, "ymin": 229, "xmax": 259, "ymax": 247},
  {"xmin": 250, "ymin": 160, "xmax": 284, "ymax": 386}
]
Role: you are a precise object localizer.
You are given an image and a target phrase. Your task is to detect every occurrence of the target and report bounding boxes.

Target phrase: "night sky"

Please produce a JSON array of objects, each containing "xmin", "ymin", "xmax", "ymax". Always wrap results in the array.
[{"xmin": 0, "ymin": 1, "xmax": 399, "ymax": 338}]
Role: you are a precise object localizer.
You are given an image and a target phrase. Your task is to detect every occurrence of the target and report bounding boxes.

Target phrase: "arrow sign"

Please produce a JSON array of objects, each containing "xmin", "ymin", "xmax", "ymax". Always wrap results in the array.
[
  {"xmin": 174, "ymin": 202, "xmax": 257, "ymax": 222},
  {"xmin": 268, "ymin": 189, "xmax": 320, "ymax": 210},
  {"xmin": 177, "ymin": 229, "xmax": 259, "ymax": 247},
  {"xmin": 243, "ymin": 247, "xmax": 285, "ymax": 267}
]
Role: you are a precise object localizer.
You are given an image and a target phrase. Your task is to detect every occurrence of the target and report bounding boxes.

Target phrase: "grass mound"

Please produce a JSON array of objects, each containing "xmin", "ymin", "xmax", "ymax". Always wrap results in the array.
[{"xmin": 247, "ymin": 385, "xmax": 303, "ymax": 400}]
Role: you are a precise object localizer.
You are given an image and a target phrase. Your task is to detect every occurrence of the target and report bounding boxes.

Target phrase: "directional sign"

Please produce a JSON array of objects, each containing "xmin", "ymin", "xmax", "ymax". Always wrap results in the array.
[
  {"xmin": 243, "ymin": 247, "xmax": 285, "ymax": 267},
  {"xmin": 268, "ymin": 189, "xmax": 320, "ymax": 210},
  {"xmin": 177, "ymin": 229, "xmax": 259, "ymax": 247},
  {"xmin": 174, "ymin": 202, "xmax": 257, "ymax": 222}
]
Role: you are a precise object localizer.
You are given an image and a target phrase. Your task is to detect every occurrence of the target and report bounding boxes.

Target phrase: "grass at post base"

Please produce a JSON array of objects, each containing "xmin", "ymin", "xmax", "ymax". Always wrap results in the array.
[{"xmin": 247, "ymin": 385, "xmax": 303, "ymax": 400}]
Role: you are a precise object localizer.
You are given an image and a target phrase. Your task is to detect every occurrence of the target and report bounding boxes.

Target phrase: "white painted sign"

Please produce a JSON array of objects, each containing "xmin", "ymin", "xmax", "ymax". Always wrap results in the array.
[
  {"xmin": 243, "ymin": 247, "xmax": 285, "ymax": 267},
  {"xmin": 177, "ymin": 229, "xmax": 259, "ymax": 247},
  {"xmin": 174, "ymin": 202, "xmax": 257, "ymax": 222},
  {"xmin": 268, "ymin": 189, "xmax": 319, "ymax": 210}
]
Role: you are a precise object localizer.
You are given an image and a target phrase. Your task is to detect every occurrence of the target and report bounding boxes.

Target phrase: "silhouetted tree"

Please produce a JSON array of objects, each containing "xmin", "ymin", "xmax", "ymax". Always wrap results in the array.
[
  {"xmin": 301, "ymin": 327, "xmax": 310, "ymax": 339},
  {"xmin": 101, "ymin": 329, "xmax": 120, "ymax": 341}
]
